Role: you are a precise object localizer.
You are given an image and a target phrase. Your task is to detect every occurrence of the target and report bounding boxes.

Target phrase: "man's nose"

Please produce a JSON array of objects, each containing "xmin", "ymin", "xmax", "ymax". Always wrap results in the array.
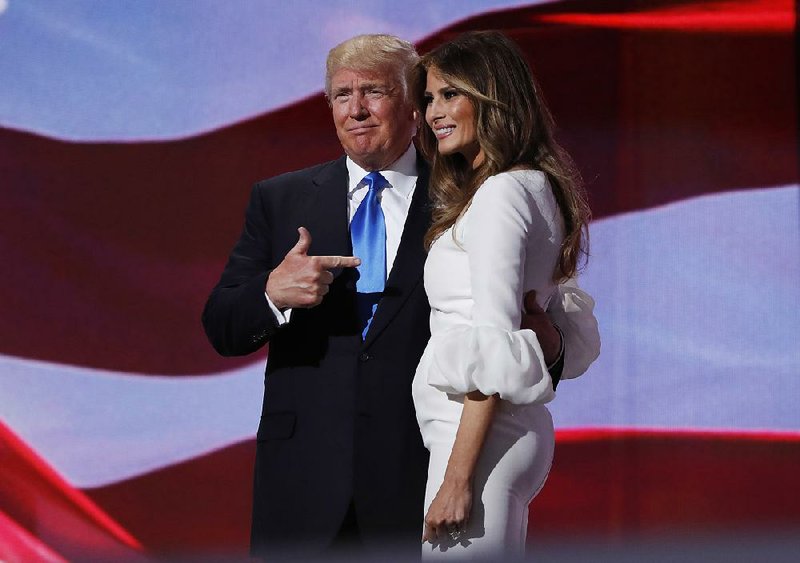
[{"xmin": 348, "ymin": 93, "xmax": 369, "ymax": 119}]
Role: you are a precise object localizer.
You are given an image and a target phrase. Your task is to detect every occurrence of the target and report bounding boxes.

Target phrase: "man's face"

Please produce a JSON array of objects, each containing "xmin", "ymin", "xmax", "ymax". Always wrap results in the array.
[{"xmin": 329, "ymin": 67, "xmax": 417, "ymax": 171}]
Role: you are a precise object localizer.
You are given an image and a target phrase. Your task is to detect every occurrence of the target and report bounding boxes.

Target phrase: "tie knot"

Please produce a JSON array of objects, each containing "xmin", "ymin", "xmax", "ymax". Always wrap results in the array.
[{"xmin": 363, "ymin": 171, "xmax": 388, "ymax": 193}]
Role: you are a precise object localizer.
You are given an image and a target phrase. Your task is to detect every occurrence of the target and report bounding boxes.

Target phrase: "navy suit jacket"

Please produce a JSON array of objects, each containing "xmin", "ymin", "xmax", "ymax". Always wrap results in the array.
[{"xmin": 202, "ymin": 154, "xmax": 432, "ymax": 555}]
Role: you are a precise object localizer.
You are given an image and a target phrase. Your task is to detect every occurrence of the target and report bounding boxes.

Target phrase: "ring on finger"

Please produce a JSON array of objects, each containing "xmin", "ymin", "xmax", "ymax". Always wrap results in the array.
[{"xmin": 447, "ymin": 526, "xmax": 464, "ymax": 541}]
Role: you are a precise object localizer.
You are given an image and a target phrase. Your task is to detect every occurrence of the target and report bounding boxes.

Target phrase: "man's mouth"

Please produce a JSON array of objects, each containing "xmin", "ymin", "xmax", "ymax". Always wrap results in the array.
[{"xmin": 348, "ymin": 124, "xmax": 378, "ymax": 134}]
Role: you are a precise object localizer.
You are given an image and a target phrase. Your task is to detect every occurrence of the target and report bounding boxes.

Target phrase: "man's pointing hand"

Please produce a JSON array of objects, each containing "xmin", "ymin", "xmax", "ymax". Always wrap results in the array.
[{"xmin": 266, "ymin": 227, "xmax": 361, "ymax": 309}]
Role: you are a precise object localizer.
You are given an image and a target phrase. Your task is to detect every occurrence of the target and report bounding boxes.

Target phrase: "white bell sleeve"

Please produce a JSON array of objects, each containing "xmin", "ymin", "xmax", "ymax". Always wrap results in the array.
[
  {"xmin": 425, "ymin": 173, "xmax": 558, "ymax": 405},
  {"xmin": 548, "ymin": 278, "xmax": 601, "ymax": 380}
]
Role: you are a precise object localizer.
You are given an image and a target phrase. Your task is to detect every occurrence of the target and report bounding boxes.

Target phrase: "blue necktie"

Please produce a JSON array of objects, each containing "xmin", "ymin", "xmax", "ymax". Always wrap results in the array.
[{"xmin": 351, "ymin": 172, "xmax": 387, "ymax": 338}]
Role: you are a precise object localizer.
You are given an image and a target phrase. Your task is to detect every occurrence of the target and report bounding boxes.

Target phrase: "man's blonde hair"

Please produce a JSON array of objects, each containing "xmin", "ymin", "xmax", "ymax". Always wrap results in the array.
[{"xmin": 325, "ymin": 34, "xmax": 419, "ymax": 101}]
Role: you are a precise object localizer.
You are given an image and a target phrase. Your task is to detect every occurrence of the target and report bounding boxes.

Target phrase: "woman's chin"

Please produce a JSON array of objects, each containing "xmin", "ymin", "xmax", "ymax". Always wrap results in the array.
[{"xmin": 436, "ymin": 143, "xmax": 458, "ymax": 157}]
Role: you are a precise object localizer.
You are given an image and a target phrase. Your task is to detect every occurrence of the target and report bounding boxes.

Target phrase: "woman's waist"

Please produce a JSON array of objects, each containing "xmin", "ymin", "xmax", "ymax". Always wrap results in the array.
[
  {"xmin": 413, "ymin": 371, "xmax": 550, "ymax": 428},
  {"xmin": 415, "ymin": 400, "xmax": 552, "ymax": 448}
]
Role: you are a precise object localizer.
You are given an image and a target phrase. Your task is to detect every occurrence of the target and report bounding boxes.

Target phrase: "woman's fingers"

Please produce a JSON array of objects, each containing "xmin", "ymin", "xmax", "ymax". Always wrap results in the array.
[
  {"xmin": 424, "ymin": 483, "xmax": 473, "ymax": 544},
  {"xmin": 422, "ymin": 521, "xmax": 438, "ymax": 543},
  {"xmin": 424, "ymin": 514, "xmax": 467, "ymax": 544}
]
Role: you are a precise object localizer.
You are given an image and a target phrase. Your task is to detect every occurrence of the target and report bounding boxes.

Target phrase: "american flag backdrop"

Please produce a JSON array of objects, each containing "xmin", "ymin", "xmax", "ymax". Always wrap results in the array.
[{"xmin": 1, "ymin": 0, "xmax": 798, "ymax": 560}]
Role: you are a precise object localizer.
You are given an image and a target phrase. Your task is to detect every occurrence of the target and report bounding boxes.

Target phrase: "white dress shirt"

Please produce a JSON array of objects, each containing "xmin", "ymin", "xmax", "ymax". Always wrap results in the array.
[
  {"xmin": 267, "ymin": 144, "xmax": 419, "ymax": 323},
  {"xmin": 345, "ymin": 143, "xmax": 418, "ymax": 275}
]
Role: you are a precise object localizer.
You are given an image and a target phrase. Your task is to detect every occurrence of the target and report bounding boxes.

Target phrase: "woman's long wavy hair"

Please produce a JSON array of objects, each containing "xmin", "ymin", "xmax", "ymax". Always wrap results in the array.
[{"xmin": 412, "ymin": 31, "xmax": 590, "ymax": 280}]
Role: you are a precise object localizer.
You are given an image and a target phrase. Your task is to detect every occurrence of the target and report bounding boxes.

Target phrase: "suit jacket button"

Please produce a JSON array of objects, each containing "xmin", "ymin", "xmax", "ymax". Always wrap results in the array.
[{"xmin": 359, "ymin": 352, "xmax": 371, "ymax": 362}]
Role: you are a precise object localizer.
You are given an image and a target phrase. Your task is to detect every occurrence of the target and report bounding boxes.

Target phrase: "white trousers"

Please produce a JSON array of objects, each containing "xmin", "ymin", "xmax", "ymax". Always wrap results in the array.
[{"xmin": 421, "ymin": 404, "xmax": 554, "ymax": 560}]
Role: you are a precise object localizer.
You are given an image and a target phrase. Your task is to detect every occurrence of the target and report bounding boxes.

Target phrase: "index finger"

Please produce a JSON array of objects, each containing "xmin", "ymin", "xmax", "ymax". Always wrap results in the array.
[
  {"xmin": 422, "ymin": 523, "xmax": 436, "ymax": 544},
  {"xmin": 317, "ymin": 255, "xmax": 361, "ymax": 269}
]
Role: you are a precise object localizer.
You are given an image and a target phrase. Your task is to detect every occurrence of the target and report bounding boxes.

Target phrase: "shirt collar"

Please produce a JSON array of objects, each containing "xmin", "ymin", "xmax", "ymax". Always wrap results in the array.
[{"xmin": 346, "ymin": 143, "xmax": 418, "ymax": 199}]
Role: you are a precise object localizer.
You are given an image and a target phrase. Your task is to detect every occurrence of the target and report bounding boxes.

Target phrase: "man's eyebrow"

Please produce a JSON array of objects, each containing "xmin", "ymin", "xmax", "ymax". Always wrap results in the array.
[
  {"xmin": 330, "ymin": 82, "xmax": 394, "ymax": 96},
  {"xmin": 359, "ymin": 82, "xmax": 393, "ymax": 91}
]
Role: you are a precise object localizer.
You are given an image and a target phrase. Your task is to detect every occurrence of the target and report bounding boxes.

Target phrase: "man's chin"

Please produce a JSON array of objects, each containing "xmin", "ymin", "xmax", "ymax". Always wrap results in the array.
[{"xmin": 344, "ymin": 145, "xmax": 383, "ymax": 169}]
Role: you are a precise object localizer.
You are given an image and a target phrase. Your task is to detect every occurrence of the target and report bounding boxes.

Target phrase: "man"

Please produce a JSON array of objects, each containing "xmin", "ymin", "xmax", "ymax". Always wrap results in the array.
[{"xmin": 202, "ymin": 34, "xmax": 599, "ymax": 558}]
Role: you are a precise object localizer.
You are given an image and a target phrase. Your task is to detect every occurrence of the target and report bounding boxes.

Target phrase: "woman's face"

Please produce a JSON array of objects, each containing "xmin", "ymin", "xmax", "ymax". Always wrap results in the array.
[{"xmin": 424, "ymin": 68, "xmax": 484, "ymax": 169}]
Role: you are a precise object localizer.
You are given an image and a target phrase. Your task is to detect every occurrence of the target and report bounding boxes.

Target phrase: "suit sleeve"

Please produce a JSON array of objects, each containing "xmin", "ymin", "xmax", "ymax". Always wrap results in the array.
[
  {"xmin": 547, "ymin": 278, "xmax": 601, "ymax": 380},
  {"xmin": 202, "ymin": 182, "xmax": 282, "ymax": 356},
  {"xmin": 423, "ymin": 175, "xmax": 556, "ymax": 405}
]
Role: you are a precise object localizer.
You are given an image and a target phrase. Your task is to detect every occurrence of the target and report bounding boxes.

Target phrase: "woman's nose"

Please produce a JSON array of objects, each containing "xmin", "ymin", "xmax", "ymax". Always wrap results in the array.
[{"xmin": 427, "ymin": 99, "xmax": 444, "ymax": 123}]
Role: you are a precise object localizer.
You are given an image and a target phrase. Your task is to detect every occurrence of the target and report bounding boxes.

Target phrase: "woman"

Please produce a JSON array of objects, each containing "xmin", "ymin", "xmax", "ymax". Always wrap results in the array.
[{"xmin": 411, "ymin": 31, "xmax": 590, "ymax": 558}]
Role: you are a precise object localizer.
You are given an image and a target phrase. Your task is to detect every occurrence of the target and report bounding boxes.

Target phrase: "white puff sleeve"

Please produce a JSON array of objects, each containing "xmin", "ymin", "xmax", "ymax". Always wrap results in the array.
[
  {"xmin": 424, "ymin": 173, "xmax": 559, "ymax": 405},
  {"xmin": 548, "ymin": 278, "xmax": 601, "ymax": 380}
]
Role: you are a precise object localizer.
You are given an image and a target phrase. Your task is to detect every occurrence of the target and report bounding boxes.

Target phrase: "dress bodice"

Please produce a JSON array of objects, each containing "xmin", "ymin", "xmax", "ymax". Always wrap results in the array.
[{"xmin": 416, "ymin": 169, "xmax": 564, "ymax": 407}]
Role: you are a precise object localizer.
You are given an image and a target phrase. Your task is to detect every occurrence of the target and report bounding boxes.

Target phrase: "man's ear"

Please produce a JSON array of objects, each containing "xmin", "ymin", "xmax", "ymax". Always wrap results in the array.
[{"xmin": 410, "ymin": 109, "xmax": 421, "ymax": 137}]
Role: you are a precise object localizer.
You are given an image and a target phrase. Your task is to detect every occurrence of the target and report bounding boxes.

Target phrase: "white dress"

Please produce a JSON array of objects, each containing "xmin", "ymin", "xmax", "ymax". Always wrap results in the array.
[{"xmin": 413, "ymin": 169, "xmax": 564, "ymax": 559}]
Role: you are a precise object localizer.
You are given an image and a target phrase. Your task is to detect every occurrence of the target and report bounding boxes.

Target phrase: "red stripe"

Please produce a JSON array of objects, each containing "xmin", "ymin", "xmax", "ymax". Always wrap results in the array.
[
  {"xmin": 0, "ymin": 510, "xmax": 67, "ymax": 563},
  {"xmin": 555, "ymin": 427, "xmax": 800, "ymax": 443},
  {"xmin": 0, "ymin": 422, "xmax": 143, "ymax": 560},
  {"xmin": 532, "ymin": 428, "xmax": 800, "ymax": 539},
  {"xmin": 85, "ymin": 440, "xmax": 256, "ymax": 557},
  {"xmin": 536, "ymin": 0, "xmax": 794, "ymax": 33},
  {"xmin": 81, "ymin": 430, "xmax": 800, "ymax": 555}
]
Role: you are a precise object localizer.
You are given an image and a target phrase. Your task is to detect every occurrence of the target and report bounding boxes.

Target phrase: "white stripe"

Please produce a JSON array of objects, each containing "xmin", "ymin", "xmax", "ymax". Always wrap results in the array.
[
  {"xmin": 0, "ymin": 355, "xmax": 263, "ymax": 488},
  {"xmin": 552, "ymin": 185, "xmax": 800, "ymax": 432},
  {"xmin": 0, "ymin": 0, "xmax": 557, "ymax": 141}
]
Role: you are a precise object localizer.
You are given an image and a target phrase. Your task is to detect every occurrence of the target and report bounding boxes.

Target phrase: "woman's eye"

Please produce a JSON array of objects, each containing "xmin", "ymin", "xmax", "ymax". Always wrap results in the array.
[
  {"xmin": 444, "ymin": 90, "xmax": 458, "ymax": 100},
  {"xmin": 423, "ymin": 95, "xmax": 433, "ymax": 105}
]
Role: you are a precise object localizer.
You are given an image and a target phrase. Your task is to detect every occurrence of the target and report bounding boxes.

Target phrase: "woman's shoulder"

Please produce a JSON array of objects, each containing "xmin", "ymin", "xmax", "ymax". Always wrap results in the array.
[
  {"xmin": 488, "ymin": 168, "xmax": 548, "ymax": 189},
  {"xmin": 472, "ymin": 169, "xmax": 550, "ymax": 206},
  {"xmin": 463, "ymin": 168, "xmax": 560, "ymax": 236}
]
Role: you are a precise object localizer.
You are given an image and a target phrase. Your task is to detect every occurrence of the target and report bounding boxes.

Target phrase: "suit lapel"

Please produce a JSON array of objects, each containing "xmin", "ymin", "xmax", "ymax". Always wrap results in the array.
[
  {"xmin": 300, "ymin": 157, "xmax": 351, "ymax": 258},
  {"xmin": 363, "ymin": 159, "xmax": 431, "ymax": 348}
]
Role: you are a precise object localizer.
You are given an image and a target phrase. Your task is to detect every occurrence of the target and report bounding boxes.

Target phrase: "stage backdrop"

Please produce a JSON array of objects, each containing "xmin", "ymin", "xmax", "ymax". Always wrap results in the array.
[{"xmin": 1, "ymin": 0, "xmax": 798, "ymax": 560}]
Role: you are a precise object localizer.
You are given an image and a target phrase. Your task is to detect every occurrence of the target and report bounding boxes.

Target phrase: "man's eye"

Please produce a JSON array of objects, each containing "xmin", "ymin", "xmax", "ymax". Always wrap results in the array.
[
  {"xmin": 334, "ymin": 92, "xmax": 350, "ymax": 101},
  {"xmin": 366, "ymin": 89, "xmax": 385, "ymax": 98}
]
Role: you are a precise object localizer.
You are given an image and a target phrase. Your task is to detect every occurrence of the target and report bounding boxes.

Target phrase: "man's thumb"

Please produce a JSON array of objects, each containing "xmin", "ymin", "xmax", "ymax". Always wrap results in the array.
[
  {"xmin": 523, "ymin": 290, "xmax": 541, "ymax": 314},
  {"xmin": 291, "ymin": 227, "xmax": 311, "ymax": 255}
]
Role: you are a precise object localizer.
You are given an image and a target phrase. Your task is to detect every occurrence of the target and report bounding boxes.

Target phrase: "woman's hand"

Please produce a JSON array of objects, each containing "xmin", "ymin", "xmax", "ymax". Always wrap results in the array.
[
  {"xmin": 422, "ymin": 477, "xmax": 472, "ymax": 543},
  {"xmin": 423, "ymin": 391, "xmax": 496, "ymax": 544}
]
